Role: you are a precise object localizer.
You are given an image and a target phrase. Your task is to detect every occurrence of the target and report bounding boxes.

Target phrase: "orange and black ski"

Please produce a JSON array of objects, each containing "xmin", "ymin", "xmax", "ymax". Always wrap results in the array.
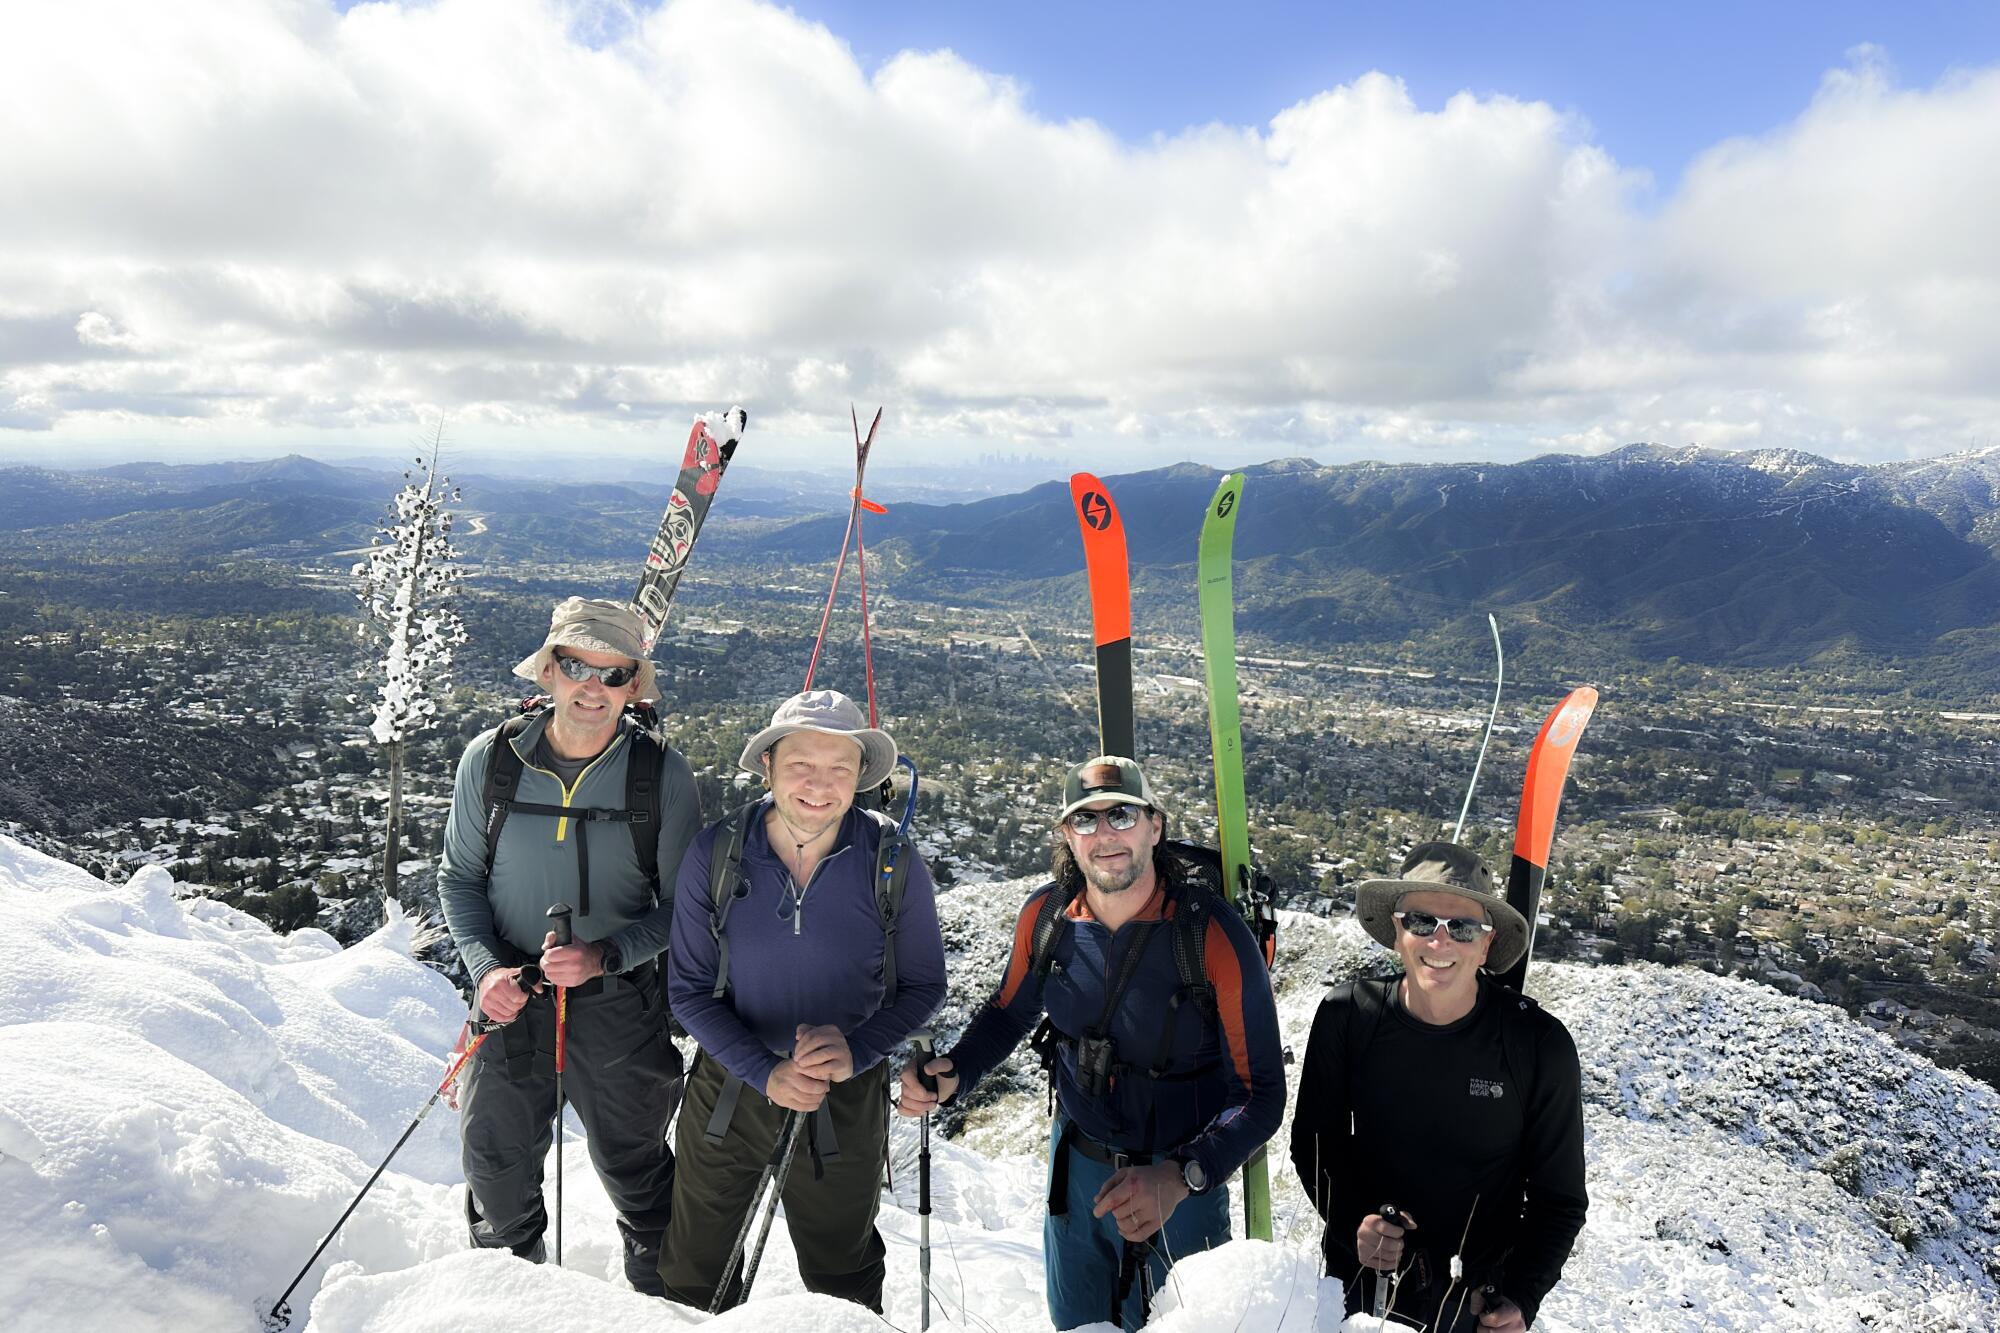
[
  {"xmin": 1069, "ymin": 473, "xmax": 1135, "ymax": 758},
  {"xmin": 1495, "ymin": 687, "xmax": 1598, "ymax": 991}
]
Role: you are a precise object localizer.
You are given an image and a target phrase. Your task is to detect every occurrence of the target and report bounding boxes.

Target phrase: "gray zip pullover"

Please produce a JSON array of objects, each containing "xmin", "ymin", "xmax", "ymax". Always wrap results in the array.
[{"xmin": 438, "ymin": 710, "xmax": 700, "ymax": 986}]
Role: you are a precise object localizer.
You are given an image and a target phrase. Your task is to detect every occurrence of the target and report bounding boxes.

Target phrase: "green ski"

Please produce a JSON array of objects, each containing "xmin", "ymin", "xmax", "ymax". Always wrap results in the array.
[{"xmin": 1198, "ymin": 470, "xmax": 1275, "ymax": 1242}]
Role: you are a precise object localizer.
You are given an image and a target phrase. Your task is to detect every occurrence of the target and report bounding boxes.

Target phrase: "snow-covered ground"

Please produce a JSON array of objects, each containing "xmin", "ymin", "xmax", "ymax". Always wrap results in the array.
[{"xmin": 3, "ymin": 834, "xmax": 1996, "ymax": 1331}]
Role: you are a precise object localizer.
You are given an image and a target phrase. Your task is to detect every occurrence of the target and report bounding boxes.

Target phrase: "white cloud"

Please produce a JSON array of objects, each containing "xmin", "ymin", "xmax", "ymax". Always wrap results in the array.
[{"xmin": 0, "ymin": 0, "xmax": 1994, "ymax": 465}]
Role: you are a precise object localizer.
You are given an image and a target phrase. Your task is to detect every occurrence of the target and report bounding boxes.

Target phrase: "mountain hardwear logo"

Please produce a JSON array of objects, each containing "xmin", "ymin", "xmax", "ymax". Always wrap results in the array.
[{"xmin": 1468, "ymin": 1077, "xmax": 1506, "ymax": 1099}]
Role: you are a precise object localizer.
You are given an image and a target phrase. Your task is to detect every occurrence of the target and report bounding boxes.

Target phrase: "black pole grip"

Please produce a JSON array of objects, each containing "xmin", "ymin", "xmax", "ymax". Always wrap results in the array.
[
  {"xmin": 913, "ymin": 1030, "xmax": 938, "ymax": 1094},
  {"xmin": 548, "ymin": 902, "xmax": 574, "ymax": 948}
]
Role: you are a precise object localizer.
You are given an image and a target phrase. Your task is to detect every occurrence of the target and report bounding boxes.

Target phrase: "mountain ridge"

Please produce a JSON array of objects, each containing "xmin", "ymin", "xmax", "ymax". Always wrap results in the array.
[{"xmin": 6, "ymin": 444, "xmax": 2000, "ymax": 690}]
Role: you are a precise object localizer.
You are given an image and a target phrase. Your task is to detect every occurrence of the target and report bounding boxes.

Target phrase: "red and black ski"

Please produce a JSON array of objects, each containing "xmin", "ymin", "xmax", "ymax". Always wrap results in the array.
[
  {"xmin": 631, "ymin": 407, "xmax": 747, "ymax": 652},
  {"xmin": 1495, "ymin": 687, "xmax": 1599, "ymax": 991},
  {"xmin": 1069, "ymin": 473, "xmax": 1136, "ymax": 758}
]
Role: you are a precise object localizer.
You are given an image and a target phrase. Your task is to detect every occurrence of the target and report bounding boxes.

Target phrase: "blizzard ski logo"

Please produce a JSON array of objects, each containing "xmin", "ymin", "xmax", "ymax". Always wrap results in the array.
[
  {"xmin": 1548, "ymin": 695, "xmax": 1594, "ymax": 749},
  {"xmin": 1079, "ymin": 490, "xmax": 1113, "ymax": 530},
  {"xmin": 1468, "ymin": 1077, "xmax": 1506, "ymax": 1099}
]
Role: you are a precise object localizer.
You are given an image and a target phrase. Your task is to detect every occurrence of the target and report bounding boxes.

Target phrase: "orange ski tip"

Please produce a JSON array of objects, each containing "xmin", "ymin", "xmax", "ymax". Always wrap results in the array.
[
  {"xmin": 1512, "ymin": 686, "xmax": 1599, "ymax": 866},
  {"xmin": 1069, "ymin": 472, "xmax": 1131, "ymax": 643}
]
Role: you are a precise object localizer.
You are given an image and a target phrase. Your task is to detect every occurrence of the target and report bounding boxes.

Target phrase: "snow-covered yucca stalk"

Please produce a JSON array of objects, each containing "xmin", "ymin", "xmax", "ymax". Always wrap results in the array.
[{"xmin": 354, "ymin": 427, "xmax": 466, "ymax": 904}]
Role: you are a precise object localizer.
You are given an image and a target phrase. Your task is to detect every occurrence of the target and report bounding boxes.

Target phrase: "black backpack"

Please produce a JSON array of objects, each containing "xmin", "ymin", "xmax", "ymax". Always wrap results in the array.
[{"xmin": 477, "ymin": 696, "xmax": 669, "ymax": 916}]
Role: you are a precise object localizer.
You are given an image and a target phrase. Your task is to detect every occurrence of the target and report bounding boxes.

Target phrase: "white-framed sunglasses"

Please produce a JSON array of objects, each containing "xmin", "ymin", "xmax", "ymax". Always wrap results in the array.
[{"xmin": 1393, "ymin": 910, "xmax": 1494, "ymax": 943}]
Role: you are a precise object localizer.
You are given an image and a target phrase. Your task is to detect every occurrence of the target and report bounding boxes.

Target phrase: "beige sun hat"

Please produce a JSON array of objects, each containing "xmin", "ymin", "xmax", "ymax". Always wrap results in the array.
[
  {"xmin": 1352, "ymin": 840, "xmax": 1531, "ymax": 973},
  {"xmin": 511, "ymin": 596, "xmax": 660, "ymax": 702},
  {"xmin": 738, "ymin": 689, "xmax": 898, "ymax": 792}
]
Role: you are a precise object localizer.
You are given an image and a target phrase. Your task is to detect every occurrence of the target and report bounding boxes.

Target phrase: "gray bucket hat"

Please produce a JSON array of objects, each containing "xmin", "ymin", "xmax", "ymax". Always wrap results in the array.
[
  {"xmin": 739, "ymin": 690, "xmax": 898, "ymax": 792},
  {"xmin": 1057, "ymin": 755, "xmax": 1163, "ymax": 823},
  {"xmin": 512, "ymin": 596, "xmax": 660, "ymax": 703},
  {"xmin": 1353, "ymin": 840, "xmax": 1530, "ymax": 973}
]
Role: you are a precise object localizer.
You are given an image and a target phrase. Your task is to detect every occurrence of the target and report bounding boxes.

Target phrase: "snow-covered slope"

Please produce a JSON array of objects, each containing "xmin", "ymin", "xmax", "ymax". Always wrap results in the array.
[{"xmin": 3, "ymin": 836, "xmax": 1997, "ymax": 1331}]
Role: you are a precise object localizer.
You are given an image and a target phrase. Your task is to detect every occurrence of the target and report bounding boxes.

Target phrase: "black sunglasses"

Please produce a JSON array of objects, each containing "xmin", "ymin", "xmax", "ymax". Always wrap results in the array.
[
  {"xmin": 554, "ymin": 651, "xmax": 639, "ymax": 688},
  {"xmin": 1394, "ymin": 910, "xmax": 1494, "ymax": 944},
  {"xmin": 1065, "ymin": 803, "xmax": 1145, "ymax": 835}
]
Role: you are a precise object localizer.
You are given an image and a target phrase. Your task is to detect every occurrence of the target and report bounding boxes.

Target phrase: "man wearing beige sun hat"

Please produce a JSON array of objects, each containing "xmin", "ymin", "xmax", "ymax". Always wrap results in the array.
[
  {"xmin": 438, "ymin": 595, "xmax": 701, "ymax": 1294},
  {"xmin": 1291, "ymin": 841, "xmax": 1588, "ymax": 1332}
]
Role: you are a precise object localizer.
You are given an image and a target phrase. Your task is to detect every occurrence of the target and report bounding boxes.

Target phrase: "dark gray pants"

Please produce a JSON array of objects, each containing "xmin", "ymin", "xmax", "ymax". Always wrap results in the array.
[
  {"xmin": 460, "ymin": 968, "xmax": 683, "ymax": 1294},
  {"xmin": 659, "ymin": 1052, "xmax": 889, "ymax": 1312}
]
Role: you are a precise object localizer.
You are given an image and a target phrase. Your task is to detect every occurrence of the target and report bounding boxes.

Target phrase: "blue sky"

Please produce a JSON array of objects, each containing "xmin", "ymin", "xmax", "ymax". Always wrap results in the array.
[
  {"xmin": 5, "ymin": 0, "xmax": 2000, "ymax": 470},
  {"xmin": 773, "ymin": 1, "xmax": 2000, "ymax": 185}
]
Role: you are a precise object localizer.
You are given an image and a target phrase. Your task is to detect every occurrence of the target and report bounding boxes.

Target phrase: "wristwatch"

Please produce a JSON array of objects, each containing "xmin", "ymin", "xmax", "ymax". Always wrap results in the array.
[
  {"xmin": 1174, "ymin": 1155, "xmax": 1209, "ymax": 1194},
  {"xmin": 598, "ymin": 938, "xmax": 624, "ymax": 977}
]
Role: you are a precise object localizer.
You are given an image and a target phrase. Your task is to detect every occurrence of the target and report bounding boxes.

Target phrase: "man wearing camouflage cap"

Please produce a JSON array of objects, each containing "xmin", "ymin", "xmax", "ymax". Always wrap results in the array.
[
  {"xmin": 437, "ymin": 596, "xmax": 701, "ymax": 1292},
  {"xmin": 1291, "ymin": 841, "xmax": 1588, "ymax": 1331}
]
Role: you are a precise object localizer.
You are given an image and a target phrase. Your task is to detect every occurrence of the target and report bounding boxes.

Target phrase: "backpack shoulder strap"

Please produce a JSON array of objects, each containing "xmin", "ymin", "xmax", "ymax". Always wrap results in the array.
[
  {"xmin": 865, "ymin": 809, "xmax": 914, "ymax": 1008},
  {"xmin": 1026, "ymin": 878, "xmax": 1080, "ymax": 993},
  {"xmin": 621, "ymin": 715, "xmax": 666, "ymax": 899},
  {"xmin": 1335, "ymin": 975, "xmax": 1393, "ymax": 1076},
  {"xmin": 1168, "ymin": 882, "xmax": 1218, "ymax": 1018},
  {"xmin": 1497, "ymin": 989, "xmax": 1544, "ymax": 1108},
  {"xmin": 705, "ymin": 798, "xmax": 761, "ymax": 1000},
  {"xmin": 479, "ymin": 710, "xmax": 542, "ymax": 879}
]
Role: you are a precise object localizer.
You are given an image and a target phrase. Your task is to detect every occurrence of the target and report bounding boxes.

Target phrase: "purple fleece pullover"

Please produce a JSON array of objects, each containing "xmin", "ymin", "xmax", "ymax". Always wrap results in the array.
[{"xmin": 668, "ymin": 797, "xmax": 947, "ymax": 1094}]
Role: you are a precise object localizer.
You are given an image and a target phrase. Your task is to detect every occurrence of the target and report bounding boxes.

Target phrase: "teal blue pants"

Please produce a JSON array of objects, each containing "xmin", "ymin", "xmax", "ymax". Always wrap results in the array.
[{"xmin": 1042, "ymin": 1115, "xmax": 1232, "ymax": 1331}]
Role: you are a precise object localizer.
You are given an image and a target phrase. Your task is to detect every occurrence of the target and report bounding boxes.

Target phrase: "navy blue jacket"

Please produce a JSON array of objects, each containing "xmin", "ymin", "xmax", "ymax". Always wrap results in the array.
[{"xmin": 948, "ymin": 877, "xmax": 1285, "ymax": 1190}]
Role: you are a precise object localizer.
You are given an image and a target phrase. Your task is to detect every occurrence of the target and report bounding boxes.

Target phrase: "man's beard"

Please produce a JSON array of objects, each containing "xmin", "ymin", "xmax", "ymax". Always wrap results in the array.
[{"xmin": 1078, "ymin": 847, "xmax": 1147, "ymax": 895}]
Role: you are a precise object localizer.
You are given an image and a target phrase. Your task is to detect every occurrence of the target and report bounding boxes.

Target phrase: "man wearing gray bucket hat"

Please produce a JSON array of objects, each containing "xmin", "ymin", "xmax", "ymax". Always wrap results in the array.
[
  {"xmin": 661, "ymin": 689, "xmax": 945, "ymax": 1313},
  {"xmin": 1290, "ymin": 841, "xmax": 1587, "ymax": 1332},
  {"xmin": 437, "ymin": 595, "xmax": 701, "ymax": 1293}
]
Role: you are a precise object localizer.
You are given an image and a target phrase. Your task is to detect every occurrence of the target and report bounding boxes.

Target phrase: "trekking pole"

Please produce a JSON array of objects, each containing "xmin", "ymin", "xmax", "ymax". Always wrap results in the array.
[
  {"xmin": 261, "ymin": 1014, "xmax": 499, "ymax": 1331},
  {"xmin": 547, "ymin": 902, "xmax": 573, "ymax": 1268},
  {"xmin": 739, "ymin": 1111, "xmax": 805, "ymax": 1304},
  {"xmin": 710, "ymin": 1108, "xmax": 805, "ymax": 1312},
  {"xmin": 1372, "ymin": 1202, "xmax": 1408, "ymax": 1321},
  {"xmin": 911, "ymin": 1029, "xmax": 938, "ymax": 1331}
]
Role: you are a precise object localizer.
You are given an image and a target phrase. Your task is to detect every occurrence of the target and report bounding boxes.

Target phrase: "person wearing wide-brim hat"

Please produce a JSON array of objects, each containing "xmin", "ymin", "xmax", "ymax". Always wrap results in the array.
[
  {"xmin": 660, "ymin": 690, "xmax": 945, "ymax": 1314},
  {"xmin": 436, "ymin": 594, "xmax": 702, "ymax": 1294},
  {"xmin": 1291, "ymin": 841, "xmax": 1588, "ymax": 1333}
]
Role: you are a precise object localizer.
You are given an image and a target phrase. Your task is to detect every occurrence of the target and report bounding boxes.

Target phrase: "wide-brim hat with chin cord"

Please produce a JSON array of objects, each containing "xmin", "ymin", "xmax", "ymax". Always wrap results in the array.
[
  {"xmin": 1352, "ymin": 839, "xmax": 1531, "ymax": 973},
  {"xmin": 739, "ymin": 689, "xmax": 899, "ymax": 792}
]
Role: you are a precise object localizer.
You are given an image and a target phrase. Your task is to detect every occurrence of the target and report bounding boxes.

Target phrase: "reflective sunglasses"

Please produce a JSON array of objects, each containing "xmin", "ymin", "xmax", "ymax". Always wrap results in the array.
[
  {"xmin": 1065, "ymin": 803, "xmax": 1145, "ymax": 835},
  {"xmin": 1393, "ymin": 910, "xmax": 1494, "ymax": 943},
  {"xmin": 554, "ymin": 652, "xmax": 639, "ymax": 688}
]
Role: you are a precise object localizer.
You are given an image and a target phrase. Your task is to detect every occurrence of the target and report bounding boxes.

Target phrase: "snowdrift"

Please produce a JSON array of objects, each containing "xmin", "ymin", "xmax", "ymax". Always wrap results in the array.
[{"xmin": 2, "ymin": 835, "xmax": 1996, "ymax": 1331}]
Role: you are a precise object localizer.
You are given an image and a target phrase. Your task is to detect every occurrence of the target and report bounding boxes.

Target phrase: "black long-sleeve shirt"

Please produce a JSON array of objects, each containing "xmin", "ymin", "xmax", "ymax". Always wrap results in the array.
[{"xmin": 1289, "ymin": 975, "xmax": 1588, "ymax": 1329}]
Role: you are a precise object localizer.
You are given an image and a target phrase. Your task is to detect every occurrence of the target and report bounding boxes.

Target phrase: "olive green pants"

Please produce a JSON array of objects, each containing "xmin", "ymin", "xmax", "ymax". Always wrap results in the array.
[{"xmin": 659, "ymin": 1051, "xmax": 889, "ymax": 1312}]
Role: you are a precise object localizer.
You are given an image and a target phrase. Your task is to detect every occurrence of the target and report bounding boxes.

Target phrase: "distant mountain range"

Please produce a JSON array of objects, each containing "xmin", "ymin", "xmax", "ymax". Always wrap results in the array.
[
  {"xmin": 741, "ymin": 444, "xmax": 2000, "ymax": 684},
  {"xmin": 6, "ymin": 444, "xmax": 2000, "ymax": 689}
]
